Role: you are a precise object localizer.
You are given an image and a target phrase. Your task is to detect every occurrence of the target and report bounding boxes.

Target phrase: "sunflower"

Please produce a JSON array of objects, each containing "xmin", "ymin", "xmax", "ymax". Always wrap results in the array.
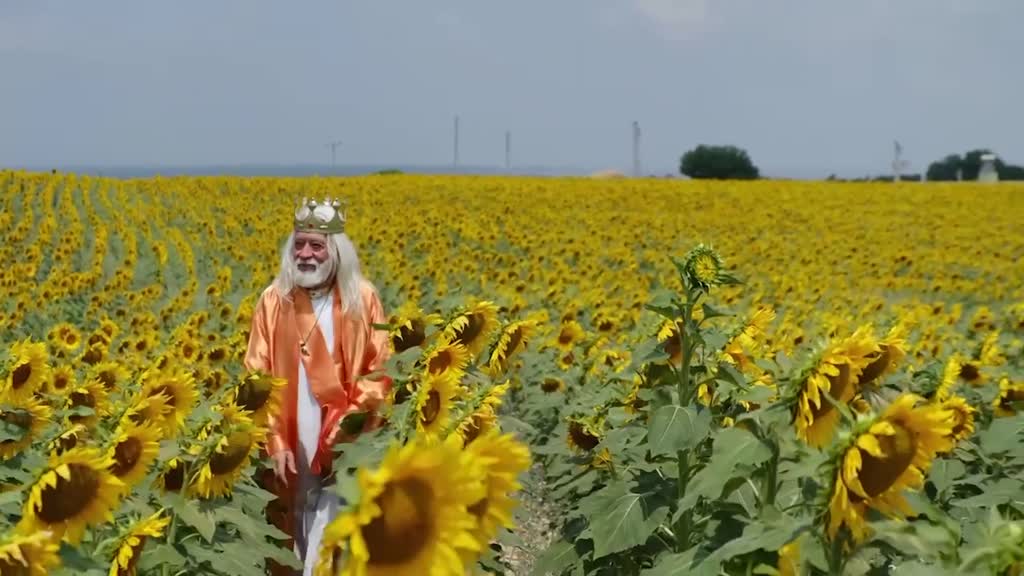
[
  {"xmin": 792, "ymin": 327, "xmax": 880, "ymax": 448},
  {"xmin": 540, "ymin": 376, "xmax": 565, "ymax": 394},
  {"xmin": 552, "ymin": 320, "xmax": 586, "ymax": 353},
  {"xmin": 47, "ymin": 423, "xmax": 89, "ymax": 457},
  {"xmin": 389, "ymin": 303, "xmax": 444, "ymax": 353},
  {"xmin": 454, "ymin": 382, "xmax": 510, "ymax": 446},
  {"xmin": 48, "ymin": 322, "xmax": 83, "ymax": 354},
  {"xmin": 566, "ymin": 414, "xmax": 604, "ymax": 453},
  {"xmin": 826, "ymin": 393, "xmax": 954, "ymax": 544},
  {"xmin": 105, "ymin": 422, "xmax": 163, "ymax": 491},
  {"xmin": 939, "ymin": 395, "xmax": 976, "ymax": 445},
  {"xmin": 857, "ymin": 325, "xmax": 907, "ymax": 387},
  {"xmin": 20, "ymin": 446, "xmax": 126, "ymax": 544},
  {"xmin": 415, "ymin": 373, "xmax": 457, "ymax": 438},
  {"xmin": 656, "ymin": 319, "xmax": 685, "ymax": 365},
  {"xmin": 422, "ymin": 340, "xmax": 471, "ymax": 385},
  {"xmin": 486, "ymin": 319, "xmax": 537, "ymax": 375},
  {"xmin": 47, "ymin": 365, "xmax": 76, "ymax": 396},
  {"xmin": 993, "ymin": 377, "xmax": 1024, "ymax": 418},
  {"xmin": 441, "ymin": 300, "xmax": 501, "ymax": 359},
  {"xmin": 192, "ymin": 405, "xmax": 267, "ymax": 499},
  {"xmin": 681, "ymin": 243, "xmax": 736, "ymax": 292},
  {"xmin": 139, "ymin": 366, "xmax": 198, "ymax": 437},
  {"xmin": 108, "ymin": 510, "xmax": 170, "ymax": 576},
  {"xmin": 2, "ymin": 338, "xmax": 49, "ymax": 404},
  {"xmin": 0, "ymin": 529, "xmax": 62, "ymax": 576},
  {"xmin": 65, "ymin": 378, "xmax": 110, "ymax": 427},
  {"xmin": 0, "ymin": 396, "xmax": 53, "ymax": 460},
  {"xmin": 461, "ymin": 430, "xmax": 532, "ymax": 552},
  {"xmin": 314, "ymin": 435, "xmax": 487, "ymax": 576},
  {"xmin": 230, "ymin": 370, "xmax": 286, "ymax": 426},
  {"xmin": 89, "ymin": 361, "xmax": 132, "ymax": 392}
]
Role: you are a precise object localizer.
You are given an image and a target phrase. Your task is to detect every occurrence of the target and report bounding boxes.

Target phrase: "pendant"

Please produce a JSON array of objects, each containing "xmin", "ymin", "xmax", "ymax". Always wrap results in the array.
[{"xmin": 300, "ymin": 342, "xmax": 310, "ymax": 356}]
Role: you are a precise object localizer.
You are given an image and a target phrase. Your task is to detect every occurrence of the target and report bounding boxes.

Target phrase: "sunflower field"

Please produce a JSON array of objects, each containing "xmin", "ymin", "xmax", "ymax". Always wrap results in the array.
[{"xmin": 0, "ymin": 170, "xmax": 1022, "ymax": 575}]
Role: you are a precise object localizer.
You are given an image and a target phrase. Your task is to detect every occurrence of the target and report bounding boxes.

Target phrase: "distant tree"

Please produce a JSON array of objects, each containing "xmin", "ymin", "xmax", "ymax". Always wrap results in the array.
[
  {"xmin": 926, "ymin": 148, "xmax": 1024, "ymax": 181},
  {"xmin": 680, "ymin": 145, "xmax": 759, "ymax": 180}
]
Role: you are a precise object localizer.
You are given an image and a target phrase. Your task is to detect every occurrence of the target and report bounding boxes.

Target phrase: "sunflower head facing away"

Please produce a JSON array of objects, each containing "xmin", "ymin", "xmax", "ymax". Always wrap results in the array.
[
  {"xmin": 566, "ymin": 413, "xmax": 604, "ymax": 453},
  {"xmin": 0, "ymin": 528, "xmax": 62, "ymax": 576},
  {"xmin": 21, "ymin": 446, "xmax": 126, "ymax": 544},
  {"xmin": 108, "ymin": 510, "xmax": 170, "ymax": 576},
  {"xmin": 314, "ymin": 435, "xmax": 487, "ymax": 576},
  {"xmin": 826, "ymin": 393, "xmax": 955, "ymax": 544}
]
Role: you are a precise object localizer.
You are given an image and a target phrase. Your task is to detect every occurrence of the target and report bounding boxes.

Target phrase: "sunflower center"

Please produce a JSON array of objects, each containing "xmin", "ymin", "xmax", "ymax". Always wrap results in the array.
[
  {"xmin": 858, "ymin": 346, "xmax": 892, "ymax": 386},
  {"xmin": 541, "ymin": 378, "xmax": 562, "ymax": 393},
  {"xmin": 236, "ymin": 380, "xmax": 271, "ymax": 412},
  {"xmin": 468, "ymin": 497, "xmax": 489, "ymax": 519},
  {"xmin": 363, "ymin": 477, "xmax": 433, "ymax": 565},
  {"xmin": 453, "ymin": 314, "xmax": 485, "ymax": 348},
  {"xmin": 694, "ymin": 255, "xmax": 718, "ymax": 282},
  {"xmin": 856, "ymin": 424, "xmax": 917, "ymax": 498},
  {"xmin": 53, "ymin": 372, "xmax": 70, "ymax": 391},
  {"xmin": 151, "ymin": 385, "xmax": 177, "ymax": 408},
  {"xmin": 0, "ymin": 556, "xmax": 33, "ymax": 576},
  {"xmin": 557, "ymin": 329, "xmax": 574, "ymax": 347},
  {"xmin": 37, "ymin": 463, "xmax": 100, "ymax": 523},
  {"xmin": 98, "ymin": 370, "xmax": 117, "ymax": 389},
  {"xmin": 569, "ymin": 422, "xmax": 600, "ymax": 451},
  {"xmin": 420, "ymin": 391, "xmax": 441, "ymax": 425},
  {"xmin": 427, "ymin": 351, "xmax": 453, "ymax": 374},
  {"xmin": 959, "ymin": 363, "xmax": 980, "ymax": 382},
  {"xmin": 208, "ymin": 431, "xmax": 252, "ymax": 475},
  {"xmin": 11, "ymin": 363, "xmax": 32, "ymax": 390},
  {"xmin": 110, "ymin": 437, "xmax": 143, "ymax": 477},
  {"xmin": 394, "ymin": 320, "xmax": 425, "ymax": 353}
]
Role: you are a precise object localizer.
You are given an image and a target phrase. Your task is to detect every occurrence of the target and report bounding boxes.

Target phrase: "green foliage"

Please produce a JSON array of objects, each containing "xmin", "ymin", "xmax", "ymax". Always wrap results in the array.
[{"xmin": 679, "ymin": 145, "xmax": 760, "ymax": 180}]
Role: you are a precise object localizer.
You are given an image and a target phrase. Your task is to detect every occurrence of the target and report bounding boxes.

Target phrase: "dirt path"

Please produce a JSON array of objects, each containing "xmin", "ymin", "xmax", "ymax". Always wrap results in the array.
[{"xmin": 499, "ymin": 461, "xmax": 560, "ymax": 575}]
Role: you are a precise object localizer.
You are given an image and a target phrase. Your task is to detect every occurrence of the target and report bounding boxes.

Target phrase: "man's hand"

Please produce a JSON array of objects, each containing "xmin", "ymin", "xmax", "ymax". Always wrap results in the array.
[{"xmin": 272, "ymin": 450, "xmax": 296, "ymax": 484}]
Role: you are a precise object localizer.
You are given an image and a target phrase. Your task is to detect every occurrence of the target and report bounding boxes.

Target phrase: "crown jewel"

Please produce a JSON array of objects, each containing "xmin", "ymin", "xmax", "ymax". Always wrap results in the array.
[{"xmin": 294, "ymin": 197, "xmax": 347, "ymax": 235}]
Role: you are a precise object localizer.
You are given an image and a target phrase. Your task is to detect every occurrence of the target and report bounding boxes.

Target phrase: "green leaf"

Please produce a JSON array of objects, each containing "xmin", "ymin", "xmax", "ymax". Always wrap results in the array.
[
  {"xmin": 137, "ymin": 543, "xmax": 187, "ymax": 573},
  {"xmin": 641, "ymin": 548, "xmax": 719, "ymax": 576},
  {"xmin": 531, "ymin": 539, "xmax": 581, "ymax": 576},
  {"xmin": 928, "ymin": 458, "xmax": 966, "ymax": 496},
  {"xmin": 678, "ymin": 427, "xmax": 772, "ymax": 512},
  {"xmin": 174, "ymin": 497, "xmax": 217, "ymax": 543},
  {"xmin": 952, "ymin": 477, "xmax": 1023, "ymax": 508},
  {"xmin": 647, "ymin": 404, "xmax": 711, "ymax": 457},
  {"xmin": 579, "ymin": 480, "xmax": 664, "ymax": 560},
  {"xmin": 977, "ymin": 415, "xmax": 1024, "ymax": 454}
]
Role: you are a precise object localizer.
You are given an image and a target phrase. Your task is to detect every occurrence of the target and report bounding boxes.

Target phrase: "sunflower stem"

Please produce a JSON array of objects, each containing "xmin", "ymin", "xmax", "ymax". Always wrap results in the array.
[
  {"xmin": 675, "ymin": 448, "xmax": 692, "ymax": 550},
  {"xmin": 762, "ymin": 439, "xmax": 779, "ymax": 509},
  {"xmin": 827, "ymin": 532, "xmax": 846, "ymax": 576}
]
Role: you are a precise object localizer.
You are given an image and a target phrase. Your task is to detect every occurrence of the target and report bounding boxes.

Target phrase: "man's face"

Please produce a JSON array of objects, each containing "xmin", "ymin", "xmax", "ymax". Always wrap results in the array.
[{"xmin": 292, "ymin": 232, "xmax": 333, "ymax": 288}]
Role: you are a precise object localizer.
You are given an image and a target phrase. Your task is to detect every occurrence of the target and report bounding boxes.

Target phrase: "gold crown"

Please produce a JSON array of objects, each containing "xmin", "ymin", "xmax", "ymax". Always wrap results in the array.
[{"xmin": 294, "ymin": 197, "xmax": 347, "ymax": 235}]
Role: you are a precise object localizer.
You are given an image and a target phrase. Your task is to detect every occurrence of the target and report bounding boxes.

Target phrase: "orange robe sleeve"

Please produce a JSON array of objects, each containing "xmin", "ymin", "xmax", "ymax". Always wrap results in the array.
[
  {"xmin": 349, "ymin": 286, "xmax": 393, "ymax": 431},
  {"xmin": 244, "ymin": 289, "xmax": 291, "ymax": 457}
]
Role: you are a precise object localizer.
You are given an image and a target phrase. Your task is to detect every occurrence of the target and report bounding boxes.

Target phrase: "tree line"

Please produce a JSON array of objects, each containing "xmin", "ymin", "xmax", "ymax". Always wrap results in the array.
[{"xmin": 678, "ymin": 145, "xmax": 1024, "ymax": 181}]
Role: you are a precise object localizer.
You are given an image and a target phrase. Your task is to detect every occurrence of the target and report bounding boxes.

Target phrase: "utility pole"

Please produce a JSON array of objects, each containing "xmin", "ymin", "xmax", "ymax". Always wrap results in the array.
[
  {"xmin": 326, "ymin": 140, "xmax": 343, "ymax": 169},
  {"xmin": 453, "ymin": 115, "xmax": 460, "ymax": 169},
  {"xmin": 505, "ymin": 130, "xmax": 511, "ymax": 171},
  {"xmin": 632, "ymin": 121, "xmax": 642, "ymax": 177}
]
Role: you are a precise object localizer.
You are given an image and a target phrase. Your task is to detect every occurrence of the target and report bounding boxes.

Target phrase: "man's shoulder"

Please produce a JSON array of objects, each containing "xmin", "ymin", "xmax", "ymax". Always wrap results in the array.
[{"xmin": 255, "ymin": 284, "xmax": 287, "ymax": 311}]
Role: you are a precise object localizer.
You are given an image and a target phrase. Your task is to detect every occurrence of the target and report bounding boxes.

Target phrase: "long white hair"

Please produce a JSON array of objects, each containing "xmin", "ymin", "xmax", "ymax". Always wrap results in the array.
[{"xmin": 271, "ymin": 230, "xmax": 366, "ymax": 319}]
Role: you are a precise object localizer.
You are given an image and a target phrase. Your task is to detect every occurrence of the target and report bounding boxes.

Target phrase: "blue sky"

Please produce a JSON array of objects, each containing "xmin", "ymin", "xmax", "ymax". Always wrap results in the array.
[{"xmin": 0, "ymin": 0, "xmax": 1020, "ymax": 178}]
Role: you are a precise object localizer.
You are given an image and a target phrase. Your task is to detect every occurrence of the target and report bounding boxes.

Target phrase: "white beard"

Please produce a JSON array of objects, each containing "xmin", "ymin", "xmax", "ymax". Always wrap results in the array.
[{"xmin": 294, "ymin": 259, "xmax": 334, "ymax": 289}]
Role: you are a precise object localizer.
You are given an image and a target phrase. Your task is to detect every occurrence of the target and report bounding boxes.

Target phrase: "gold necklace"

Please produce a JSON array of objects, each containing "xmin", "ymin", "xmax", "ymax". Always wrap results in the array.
[{"xmin": 299, "ymin": 291, "xmax": 331, "ymax": 357}]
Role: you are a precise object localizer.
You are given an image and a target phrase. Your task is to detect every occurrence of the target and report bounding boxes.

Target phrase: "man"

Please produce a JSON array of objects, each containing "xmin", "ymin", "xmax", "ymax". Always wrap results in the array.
[{"xmin": 244, "ymin": 197, "xmax": 392, "ymax": 576}]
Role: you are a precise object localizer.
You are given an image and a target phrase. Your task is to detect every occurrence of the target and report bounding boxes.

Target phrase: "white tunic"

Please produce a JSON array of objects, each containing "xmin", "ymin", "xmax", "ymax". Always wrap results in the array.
[{"xmin": 294, "ymin": 290, "xmax": 340, "ymax": 576}]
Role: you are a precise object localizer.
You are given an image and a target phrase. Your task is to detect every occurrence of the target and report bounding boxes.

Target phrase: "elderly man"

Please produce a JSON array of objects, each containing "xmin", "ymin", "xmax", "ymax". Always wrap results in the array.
[{"xmin": 244, "ymin": 197, "xmax": 392, "ymax": 576}]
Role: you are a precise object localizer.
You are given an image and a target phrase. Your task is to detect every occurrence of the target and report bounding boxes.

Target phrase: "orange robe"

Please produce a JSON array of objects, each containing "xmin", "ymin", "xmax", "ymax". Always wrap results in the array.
[{"xmin": 244, "ymin": 279, "xmax": 393, "ymax": 477}]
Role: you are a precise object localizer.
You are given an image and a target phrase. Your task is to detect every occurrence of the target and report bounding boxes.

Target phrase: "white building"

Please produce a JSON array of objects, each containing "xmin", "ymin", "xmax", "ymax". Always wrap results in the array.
[{"xmin": 978, "ymin": 153, "xmax": 999, "ymax": 182}]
